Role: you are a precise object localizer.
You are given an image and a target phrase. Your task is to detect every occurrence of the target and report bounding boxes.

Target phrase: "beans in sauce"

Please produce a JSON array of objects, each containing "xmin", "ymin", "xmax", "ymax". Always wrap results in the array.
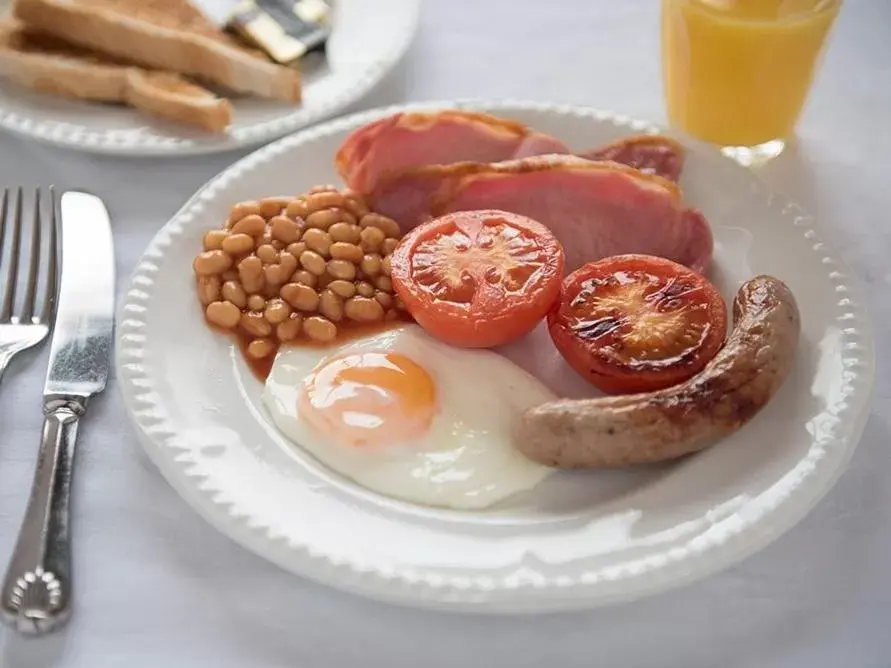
[{"xmin": 193, "ymin": 188, "xmax": 409, "ymax": 378}]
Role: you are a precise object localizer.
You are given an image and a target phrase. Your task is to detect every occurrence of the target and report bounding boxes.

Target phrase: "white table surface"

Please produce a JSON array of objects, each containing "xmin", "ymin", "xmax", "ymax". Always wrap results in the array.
[{"xmin": 0, "ymin": 1, "xmax": 889, "ymax": 666}]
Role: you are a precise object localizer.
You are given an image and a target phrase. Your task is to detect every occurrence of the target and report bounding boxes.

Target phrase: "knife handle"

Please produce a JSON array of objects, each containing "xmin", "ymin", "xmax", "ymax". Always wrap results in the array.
[{"xmin": 1, "ymin": 396, "xmax": 85, "ymax": 635}]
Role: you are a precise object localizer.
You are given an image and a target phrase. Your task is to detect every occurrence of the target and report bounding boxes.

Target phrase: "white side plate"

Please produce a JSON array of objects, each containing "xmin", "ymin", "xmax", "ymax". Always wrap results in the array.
[
  {"xmin": 0, "ymin": 0, "xmax": 418, "ymax": 155},
  {"xmin": 116, "ymin": 101, "xmax": 875, "ymax": 612}
]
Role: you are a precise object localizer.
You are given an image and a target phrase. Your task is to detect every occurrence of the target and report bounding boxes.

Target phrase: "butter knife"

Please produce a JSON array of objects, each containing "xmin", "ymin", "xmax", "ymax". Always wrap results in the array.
[{"xmin": 1, "ymin": 192, "xmax": 114, "ymax": 635}]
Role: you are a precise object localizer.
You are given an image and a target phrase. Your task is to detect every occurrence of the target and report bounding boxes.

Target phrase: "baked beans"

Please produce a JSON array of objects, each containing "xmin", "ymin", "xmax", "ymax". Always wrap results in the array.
[
  {"xmin": 360, "ymin": 253, "xmax": 381, "ymax": 276},
  {"xmin": 359, "ymin": 225, "xmax": 385, "ymax": 252},
  {"xmin": 286, "ymin": 241, "xmax": 306, "ymax": 259},
  {"xmin": 375, "ymin": 275, "xmax": 393, "ymax": 293},
  {"xmin": 281, "ymin": 282, "xmax": 319, "ymax": 312},
  {"xmin": 330, "ymin": 242, "xmax": 363, "ymax": 263},
  {"xmin": 278, "ymin": 252, "xmax": 298, "ymax": 276},
  {"xmin": 374, "ymin": 290, "xmax": 393, "ymax": 310},
  {"xmin": 319, "ymin": 290, "xmax": 344, "ymax": 322},
  {"xmin": 303, "ymin": 228, "xmax": 333, "ymax": 257},
  {"xmin": 345, "ymin": 296, "xmax": 384, "ymax": 323},
  {"xmin": 300, "ymin": 249, "xmax": 328, "ymax": 276},
  {"xmin": 329, "ymin": 222, "xmax": 361, "ymax": 244},
  {"xmin": 264, "ymin": 298, "xmax": 292, "ymax": 324},
  {"xmin": 292, "ymin": 269, "xmax": 318, "ymax": 288},
  {"xmin": 327, "ymin": 279, "xmax": 355, "ymax": 299},
  {"xmin": 193, "ymin": 188, "xmax": 407, "ymax": 375},
  {"xmin": 276, "ymin": 314, "xmax": 303, "ymax": 342},
  {"xmin": 203, "ymin": 230, "xmax": 228, "ymax": 251},
  {"xmin": 228, "ymin": 201, "xmax": 261, "ymax": 225},
  {"xmin": 194, "ymin": 250, "xmax": 232, "ymax": 276},
  {"xmin": 221, "ymin": 233, "xmax": 254, "ymax": 255},
  {"xmin": 306, "ymin": 208, "xmax": 353, "ymax": 230},
  {"xmin": 306, "ymin": 191, "xmax": 345, "ymax": 213},
  {"xmin": 221, "ymin": 280, "xmax": 247, "ymax": 308},
  {"xmin": 270, "ymin": 215, "xmax": 302, "ymax": 244},
  {"xmin": 264, "ymin": 263, "xmax": 289, "ymax": 287},
  {"xmin": 360, "ymin": 213, "xmax": 401, "ymax": 239},
  {"xmin": 247, "ymin": 295, "xmax": 266, "ymax": 312},
  {"xmin": 247, "ymin": 338, "xmax": 276, "ymax": 359},
  {"xmin": 285, "ymin": 198, "xmax": 309, "ymax": 220},
  {"xmin": 304, "ymin": 316, "xmax": 337, "ymax": 343},
  {"xmin": 231, "ymin": 214, "xmax": 266, "ymax": 237},
  {"xmin": 381, "ymin": 238, "xmax": 399, "ymax": 256},
  {"xmin": 205, "ymin": 300, "xmax": 240, "ymax": 329},
  {"xmin": 256, "ymin": 244, "xmax": 279, "ymax": 264},
  {"xmin": 197, "ymin": 276, "xmax": 221, "ymax": 305},
  {"xmin": 327, "ymin": 258, "xmax": 357, "ymax": 281},
  {"xmin": 259, "ymin": 197, "xmax": 291, "ymax": 219},
  {"xmin": 241, "ymin": 311, "xmax": 271, "ymax": 337},
  {"xmin": 238, "ymin": 256, "xmax": 264, "ymax": 293}
]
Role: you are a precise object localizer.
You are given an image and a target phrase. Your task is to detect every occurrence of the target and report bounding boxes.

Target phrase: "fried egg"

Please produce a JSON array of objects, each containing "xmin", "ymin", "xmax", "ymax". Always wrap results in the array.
[{"xmin": 263, "ymin": 324, "xmax": 556, "ymax": 510}]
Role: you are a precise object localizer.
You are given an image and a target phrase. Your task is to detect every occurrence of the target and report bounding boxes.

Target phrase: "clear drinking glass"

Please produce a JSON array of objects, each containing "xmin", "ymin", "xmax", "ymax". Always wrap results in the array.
[{"xmin": 661, "ymin": 0, "xmax": 841, "ymax": 165}]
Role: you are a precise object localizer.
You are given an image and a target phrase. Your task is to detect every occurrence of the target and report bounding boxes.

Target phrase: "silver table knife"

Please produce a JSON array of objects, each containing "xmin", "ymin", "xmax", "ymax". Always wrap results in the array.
[{"xmin": 1, "ymin": 192, "xmax": 114, "ymax": 635}]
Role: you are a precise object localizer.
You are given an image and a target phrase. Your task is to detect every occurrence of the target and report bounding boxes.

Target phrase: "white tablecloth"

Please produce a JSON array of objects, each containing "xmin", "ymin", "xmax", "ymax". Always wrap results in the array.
[{"xmin": 0, "ymin": 1, "xmax": 888, "ymax": 666}]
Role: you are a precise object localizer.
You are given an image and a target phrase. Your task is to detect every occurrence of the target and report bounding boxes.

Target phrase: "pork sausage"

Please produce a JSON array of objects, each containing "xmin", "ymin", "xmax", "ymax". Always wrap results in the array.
[{"xmin": 515, "ymin": 275, "xmax": 801, "ymax": 468}]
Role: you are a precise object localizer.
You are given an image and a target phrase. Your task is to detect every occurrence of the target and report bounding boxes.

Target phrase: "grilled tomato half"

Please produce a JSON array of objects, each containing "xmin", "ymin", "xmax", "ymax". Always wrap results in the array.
[
  {"xmin": 390, "ymin": 210, "xmax": 564, "ymax": 347},
  {"xmin": 548, "ymin": 254, "xmax": 727, "ymax": 394}
]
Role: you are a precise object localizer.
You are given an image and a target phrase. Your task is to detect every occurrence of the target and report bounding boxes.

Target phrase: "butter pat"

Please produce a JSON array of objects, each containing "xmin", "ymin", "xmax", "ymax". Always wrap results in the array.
[{"xmin": 227, "ymin": 0, "xmax": 331, "ymax": 65}]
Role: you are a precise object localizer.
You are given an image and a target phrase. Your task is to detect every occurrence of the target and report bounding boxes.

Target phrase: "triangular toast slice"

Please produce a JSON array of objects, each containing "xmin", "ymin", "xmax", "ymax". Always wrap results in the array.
[{"xmin": 0, "ymin": 19, "xmax": 233, "ymax": 131}]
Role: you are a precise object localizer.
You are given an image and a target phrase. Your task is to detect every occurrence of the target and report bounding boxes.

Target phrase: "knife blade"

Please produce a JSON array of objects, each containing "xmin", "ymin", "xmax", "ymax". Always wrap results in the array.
[
  {"xmin": 1, "ymin": 191, "xmax": 115, "ymax": 635},
  {"xmin": 44, "ymin": 192, "xmax": 115, "ymax": 398}
]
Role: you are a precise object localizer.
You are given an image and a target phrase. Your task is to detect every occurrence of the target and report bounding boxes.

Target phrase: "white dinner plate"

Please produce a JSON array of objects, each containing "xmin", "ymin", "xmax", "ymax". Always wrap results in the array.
[
  {"xmin": 0, "ymin": 0, "xmax": 418, "ymax": 156},
  {"xmin": 116, "ymin": 101, "xmax": 875, "ymax": 612}
]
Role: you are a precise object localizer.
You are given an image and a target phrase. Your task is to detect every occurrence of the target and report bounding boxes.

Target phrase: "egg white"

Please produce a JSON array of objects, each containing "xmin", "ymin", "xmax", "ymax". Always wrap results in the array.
[{"xmin": 262, "ymin": 324, "xmax": 557, "ymax": 510}]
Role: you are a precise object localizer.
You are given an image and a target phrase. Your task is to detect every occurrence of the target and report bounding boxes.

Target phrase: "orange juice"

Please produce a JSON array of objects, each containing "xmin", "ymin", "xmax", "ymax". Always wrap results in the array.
[{"xmin": 662, "ymin": 0, "xmax": 840, "ymax": 147}]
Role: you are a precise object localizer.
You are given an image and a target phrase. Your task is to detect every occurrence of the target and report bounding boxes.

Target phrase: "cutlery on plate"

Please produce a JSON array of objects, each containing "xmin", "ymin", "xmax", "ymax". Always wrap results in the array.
[
  {"xmin": 0, "ymin": 187, "xmax": 58, "ymax": 384},
  {"xmin": 1, "ymin": 191, "xmax": 115, "ymax": 636}
]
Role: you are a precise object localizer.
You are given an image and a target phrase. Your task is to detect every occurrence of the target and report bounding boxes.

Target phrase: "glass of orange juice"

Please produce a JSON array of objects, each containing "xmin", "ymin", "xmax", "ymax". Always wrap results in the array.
[{"xmin": 662, "ymin": 0, "xmax": 841, "ymax": 164}]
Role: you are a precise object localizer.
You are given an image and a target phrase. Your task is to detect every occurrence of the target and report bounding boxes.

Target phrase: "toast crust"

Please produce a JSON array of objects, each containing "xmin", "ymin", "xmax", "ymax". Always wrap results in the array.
[{"xmin": 128, "ymin": 71, "xmax": 232, "ymax": 132}]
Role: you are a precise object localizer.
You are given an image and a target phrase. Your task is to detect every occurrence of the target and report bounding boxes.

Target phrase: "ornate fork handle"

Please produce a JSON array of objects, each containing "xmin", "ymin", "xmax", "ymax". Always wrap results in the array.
[{"xmin": 1, "ymin": 395, "xmax": 86, "ymax": 635}]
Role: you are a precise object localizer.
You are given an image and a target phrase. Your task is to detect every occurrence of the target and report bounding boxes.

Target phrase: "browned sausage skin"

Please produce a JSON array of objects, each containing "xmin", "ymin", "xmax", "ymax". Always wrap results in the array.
[{"xmin": 515, "ymin": 275, "xmax": 801, "ymax": 468}]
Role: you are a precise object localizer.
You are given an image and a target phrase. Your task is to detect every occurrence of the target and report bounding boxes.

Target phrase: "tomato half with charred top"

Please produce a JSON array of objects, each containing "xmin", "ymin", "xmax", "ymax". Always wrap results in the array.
[
  {"xmin": 390, "ymin": 210, "xmax": 565, "ymax": 347},
  {"xmin": 548, "ymin": 254, "xmax": 727, "ymax": 394}
]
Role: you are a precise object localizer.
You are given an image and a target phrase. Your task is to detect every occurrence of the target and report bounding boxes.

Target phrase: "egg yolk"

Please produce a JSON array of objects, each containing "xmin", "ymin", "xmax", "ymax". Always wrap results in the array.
[{"xmin": 299, "ymin": 352, "xmax": 438, "ymax": 447}]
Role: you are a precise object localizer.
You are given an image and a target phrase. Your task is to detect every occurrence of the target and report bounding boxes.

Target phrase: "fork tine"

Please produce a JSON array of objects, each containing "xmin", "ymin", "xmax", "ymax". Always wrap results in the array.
[
  {"xmin": 0, "ymin": 188, "xmax": 22, "ymax": 322},
  {"xmin": 39, "ymin": 187, "xmax": 58, "ymax": 325},
  {"xmin": 20, "ymin": 187, "xmax": 42, "ymax": 323}
]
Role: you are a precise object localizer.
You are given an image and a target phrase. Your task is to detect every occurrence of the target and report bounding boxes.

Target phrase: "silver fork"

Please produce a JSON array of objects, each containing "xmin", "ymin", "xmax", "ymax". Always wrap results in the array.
[{"xmin": 0, "ymin": 187, "xmax": 58, "ymax": 382}]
